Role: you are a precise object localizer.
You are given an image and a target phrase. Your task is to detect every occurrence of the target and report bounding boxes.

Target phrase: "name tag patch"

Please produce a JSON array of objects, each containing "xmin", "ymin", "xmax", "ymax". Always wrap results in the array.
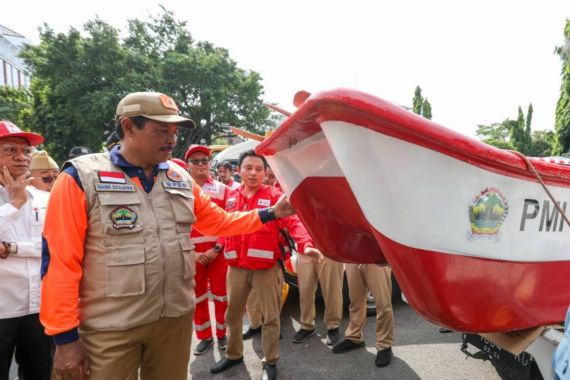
[
  {"xmin": 162, "ymin": 181, "xmax": 190, "ymax": 190},
  {"xmin": 98, "ymin": 171, "xmax": 126, "ymax": 184},
  {"xmin": 95, "ymin": 183, "xmax": 136, "ymax": 192},
  {"xmin": 258, "ymin": 199, "xmax": 271, "ymax": 207},
  {"xmin": 110, "ymin": 206, "xmax": 137, "ymax": 229}
]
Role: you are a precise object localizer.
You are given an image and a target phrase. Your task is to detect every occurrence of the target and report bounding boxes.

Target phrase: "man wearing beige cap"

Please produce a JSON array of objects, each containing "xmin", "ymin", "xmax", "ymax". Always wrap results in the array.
[
  {"xmin": 40, "ymin": 92, "xmax": 296, "ymax": 380},
  {"xmin": 0, "ymin": 120, "xmax": 53, "ymax": 380},
  {"xmin": 30, "ymin": 151, "xmax": 59, "ymax": 193}
]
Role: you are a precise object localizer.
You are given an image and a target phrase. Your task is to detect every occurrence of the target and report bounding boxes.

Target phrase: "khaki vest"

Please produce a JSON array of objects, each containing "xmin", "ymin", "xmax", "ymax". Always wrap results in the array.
[{"xmin": 72, "ymin": 153, "xmax": 196, "ymax": 331}]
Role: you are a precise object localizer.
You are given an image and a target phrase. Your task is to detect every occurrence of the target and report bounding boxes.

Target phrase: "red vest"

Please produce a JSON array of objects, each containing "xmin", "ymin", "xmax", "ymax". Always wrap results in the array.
[
  {"xmin": 190, "ymin": 178, "xmax": 229, "ymax": 252},
  {"xmin": 223, "ymin": 184, "xmax": 283, "ymax": 270}
]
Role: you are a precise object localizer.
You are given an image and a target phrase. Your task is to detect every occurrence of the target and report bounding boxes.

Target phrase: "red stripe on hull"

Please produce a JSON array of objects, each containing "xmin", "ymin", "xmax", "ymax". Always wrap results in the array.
[
  {"xmin": 371, "ymin": 228, "xmax": 568, "ymax": 332},
  {"xmin": 290, "ymin": 177, "xmax": 387, "ymax": 264}
]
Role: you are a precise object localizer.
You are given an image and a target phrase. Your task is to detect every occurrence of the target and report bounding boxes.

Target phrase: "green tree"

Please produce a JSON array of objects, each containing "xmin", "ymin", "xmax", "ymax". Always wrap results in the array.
[
  {"xmin": 20, "ymin": 8, "xmax": 273, "ymax": 162},
  {"xmin": 553, "ymin": 19, "xmax": 570, "ymax": 154},
  {"xmin": 0, "ymin": 86, "xmax": 32, "ymax": 127},
  {"xmin": 411, "ymin": 86, "xmax": 433, "ymax": 120},
  {"xmin": 476, "ymin": 104, "xmax": 553, "ymax": 156}
]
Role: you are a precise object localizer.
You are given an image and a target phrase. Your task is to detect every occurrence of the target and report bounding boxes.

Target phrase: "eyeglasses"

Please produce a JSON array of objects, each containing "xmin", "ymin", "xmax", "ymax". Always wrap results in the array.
[
  {"xmin": 188, "ymin": 159, "xmax": 210, "ymax": 166},
  {"xmin": 0, "ymin": 144, "xmax": 34, "ymax": 157},
  {"xmin": 40, "ymin": 175, "xmax": 58, "ymax": 184}
]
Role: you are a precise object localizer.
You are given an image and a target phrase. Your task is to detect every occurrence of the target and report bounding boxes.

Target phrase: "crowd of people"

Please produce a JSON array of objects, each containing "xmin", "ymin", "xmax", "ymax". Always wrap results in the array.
[{"xmin": 0, "ymin": 91, "xmax": 395, "ymax": 380}]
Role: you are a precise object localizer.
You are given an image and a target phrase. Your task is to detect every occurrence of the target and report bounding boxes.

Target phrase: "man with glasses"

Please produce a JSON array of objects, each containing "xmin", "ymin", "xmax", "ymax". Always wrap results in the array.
[
  {"xmin": 30, "ymin": 151, "xmax": 59, "ymax": 193},
  {"xmin": 184, "ymin": 145, "xmax": 230, "ymax": 355},
  {"xmin": 39, "ymin": 92, "xmax": 296, "ymax": 380},
  {"xmin": 0, "ymin": 120, "xmax": 53, "ymax": 380}
]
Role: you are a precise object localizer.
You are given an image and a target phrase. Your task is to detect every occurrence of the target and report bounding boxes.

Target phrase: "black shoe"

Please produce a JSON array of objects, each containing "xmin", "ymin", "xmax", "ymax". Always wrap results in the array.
[
  {"xmin": 375, "ymin": 347, "xmax": 392, "ymax": 367},
  {"xmin": 210, "ymin": 357, "xmax": 244, "ymax": 374},
  {"xmin": 439, "ymin": 327, "xmax": 453, "ymax": 333},
  {"xmin": 261, "ymin": 364, "xmax": 277, "ymax": 380},
  {"xmin": 217, "ymin": 336, "xmax": 227, "ymax": 350},
  {"xmin": 332, "ymin": 339, "xmax": 365, "ymax": 353},
  {"xmin": 292, "ymin": 328, "xmax": 316, "ymax": 343},
  {"xmin": 193, "ymin": 338, "xmax": 213, "ymax": 355},
  {"xmin": 242, "ymin": 325, "xmax": 262, "ymax": 340},
  {"xmin": 326, "ymin": 328, "xmax": 339, "ymax": 346}
]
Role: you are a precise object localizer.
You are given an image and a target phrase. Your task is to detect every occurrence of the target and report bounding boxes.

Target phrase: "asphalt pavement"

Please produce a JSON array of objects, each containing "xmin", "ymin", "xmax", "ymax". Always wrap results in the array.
[
  {"xmin": 188, "ymin": 290, "xmax": 500, "ymax": 380},
  {"xmin": 10, "ymin": 290, "xmax": 500, "ymax": 379}
]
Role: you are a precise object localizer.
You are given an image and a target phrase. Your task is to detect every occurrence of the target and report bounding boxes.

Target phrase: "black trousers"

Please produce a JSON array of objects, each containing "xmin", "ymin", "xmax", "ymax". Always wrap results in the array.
[{"xmin": 0, "ymin": 313, "xmax": 53, "ymax": 380}]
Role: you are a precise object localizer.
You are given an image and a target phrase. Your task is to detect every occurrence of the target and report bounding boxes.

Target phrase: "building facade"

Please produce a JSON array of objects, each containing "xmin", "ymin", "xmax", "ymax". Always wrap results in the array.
[{"xmin": 0, "ymin": 25, "xmax": 31, "ymax": 88}]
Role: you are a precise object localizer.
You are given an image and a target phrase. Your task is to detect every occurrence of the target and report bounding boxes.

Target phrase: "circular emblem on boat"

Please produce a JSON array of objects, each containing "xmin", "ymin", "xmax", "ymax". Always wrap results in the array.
[{"xmin": 468, "ymin": 187, "xmax": 509, "ymax": 241}]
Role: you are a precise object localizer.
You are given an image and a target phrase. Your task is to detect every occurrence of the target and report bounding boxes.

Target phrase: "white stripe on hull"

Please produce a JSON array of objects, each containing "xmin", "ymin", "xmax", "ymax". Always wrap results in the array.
[
  {"xmin": 265, "ymin": 131, "xmax": 343, "ymax": 195},
  {"xmin": 318, "ymin": 120, "xmax": 570, "ymax": 263}
]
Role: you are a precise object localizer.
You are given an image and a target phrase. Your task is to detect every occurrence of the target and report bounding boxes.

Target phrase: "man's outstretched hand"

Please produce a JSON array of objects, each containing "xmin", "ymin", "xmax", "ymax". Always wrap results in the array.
[{"xmin": 272, "ymin": 194, "xmax": 296, "ymax": 219}]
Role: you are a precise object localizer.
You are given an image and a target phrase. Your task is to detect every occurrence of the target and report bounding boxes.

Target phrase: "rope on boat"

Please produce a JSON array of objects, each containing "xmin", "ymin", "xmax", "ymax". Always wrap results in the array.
[{"xmin": 509, "ymin": 150, "xmax": 570, "ymax": 229}]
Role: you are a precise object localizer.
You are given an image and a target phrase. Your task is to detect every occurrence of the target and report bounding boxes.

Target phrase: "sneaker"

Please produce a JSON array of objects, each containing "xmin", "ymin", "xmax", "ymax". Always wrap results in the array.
[
  {"xmin": 292, "ymin": 328, "xmax": 316, "ymax": 343},
  {"xmin": 193, "ymin": 338, "xmax": 213, "ymax": 355},
  {"xmin": 217, "ymin": 336, "xmax": 227, "ymax": 350},
  {"xmin": 242, "ymin": 324, "xmax": 262, "ymax": 340},
  {"xmin": 375, "ymin": 347, "xmax": 392, "ymax": 367},
  {"xmin": 326, "ymin": 328, "xmax": 339, "ymax": 346},
  {"xmin": 332, "ymin": 339, "xmax": 365, "ymax": 354}
]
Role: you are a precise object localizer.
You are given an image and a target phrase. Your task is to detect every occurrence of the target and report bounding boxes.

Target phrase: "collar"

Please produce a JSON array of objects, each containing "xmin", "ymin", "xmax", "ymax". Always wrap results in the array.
[{"xmin": 110, "ymin": 145, "xmax": 169, "ymax": 171}]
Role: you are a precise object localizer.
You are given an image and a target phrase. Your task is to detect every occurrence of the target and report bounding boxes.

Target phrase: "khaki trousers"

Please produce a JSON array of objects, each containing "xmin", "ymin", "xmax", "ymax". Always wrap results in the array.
[
  {"xmin": 297, "ymin": 254, "xmax": 343, "ymax": 330},
  {"xmin": 246, "ymin": 290, "xmax": 263, "ymax": 329},
  {"xmin": 225, "ymin": 265, "xmax": 283, "ymax": 365},
  {"xmin": 78, "ymin": 313, "xmax": 193, "ymax": 380},
  {"xmin": 345, "ymin": 264, "xmax": 394, "ymax": 350}
]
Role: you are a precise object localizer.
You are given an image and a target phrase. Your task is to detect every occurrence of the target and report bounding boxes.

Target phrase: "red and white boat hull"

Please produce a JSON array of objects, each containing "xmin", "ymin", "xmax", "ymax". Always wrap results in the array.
[{"xmin": 258, "ymin": 88, "xmax": 570, "ymax": 332}]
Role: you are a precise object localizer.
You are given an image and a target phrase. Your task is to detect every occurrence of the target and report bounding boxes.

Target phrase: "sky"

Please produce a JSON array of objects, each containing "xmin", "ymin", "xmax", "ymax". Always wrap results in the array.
[{"xmin": 2, "ymin": 0, "xmax": 568, "ymax": 138}]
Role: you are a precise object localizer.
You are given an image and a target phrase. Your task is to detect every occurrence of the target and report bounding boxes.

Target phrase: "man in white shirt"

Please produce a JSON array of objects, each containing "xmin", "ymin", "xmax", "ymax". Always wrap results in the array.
[{"xmin": 0, "ymin": 120, "xmax": 52, "ymax": 380}]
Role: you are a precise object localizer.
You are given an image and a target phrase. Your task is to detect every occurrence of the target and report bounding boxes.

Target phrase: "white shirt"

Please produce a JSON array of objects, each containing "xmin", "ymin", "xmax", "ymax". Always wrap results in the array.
[{"xmin": 0, "ymin": 185, "xmax": 48, "ymax": 318}]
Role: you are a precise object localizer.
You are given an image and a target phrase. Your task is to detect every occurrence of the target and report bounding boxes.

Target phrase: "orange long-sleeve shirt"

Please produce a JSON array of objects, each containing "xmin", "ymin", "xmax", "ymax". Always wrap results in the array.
[{"xmin": 40, "ymin": 159, "xmax": 267, "ymax": 344}]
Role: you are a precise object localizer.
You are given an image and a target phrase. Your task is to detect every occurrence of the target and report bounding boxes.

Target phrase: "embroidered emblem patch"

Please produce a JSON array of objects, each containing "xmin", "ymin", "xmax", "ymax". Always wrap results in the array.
[
  {"xmin": 258, "ymin": 199, "xmax": 271, "ymax": 207},
  {"xmin": 467, "ymin": 187, "xmax": 509, "ymax": 242},
  {"xmin": 110, "ymin": 206, "xmax": 137, "ymax": 229},
  {"xmin": 166, "ymin": 169, "xmax": 182, "ymax": 182},
  {"xmin": 99, "ymin": 171, "xmax": 126, "ymax": 184},
  {"xmin": 226, "ymin": 197, "xmax": 236, "ymax": 210}
]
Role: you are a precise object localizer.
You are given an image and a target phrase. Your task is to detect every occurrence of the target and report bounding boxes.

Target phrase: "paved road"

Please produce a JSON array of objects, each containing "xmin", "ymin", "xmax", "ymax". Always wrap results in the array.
[
  {"xmin": 9, "ymin": 291, "xmax": 500, "ymax": 379},
  {"xmin": 188, "ymin": 290, "xmax": 500, "ymax": 380}
]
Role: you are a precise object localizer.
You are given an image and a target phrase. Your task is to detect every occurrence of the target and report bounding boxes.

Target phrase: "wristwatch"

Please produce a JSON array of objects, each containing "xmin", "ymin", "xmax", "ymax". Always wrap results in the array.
[
  {"xmin": 213, "ymin": 245, "xmax": 223, "ymax": 253},
  {"xmin": 1, "ymin": 242, "xmax": 17, "ymax": 258}
]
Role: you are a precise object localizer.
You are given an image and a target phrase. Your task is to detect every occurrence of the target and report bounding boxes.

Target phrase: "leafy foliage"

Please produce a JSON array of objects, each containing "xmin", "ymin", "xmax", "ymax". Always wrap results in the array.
[
  {"xmin": 476, "ymin": 104, "xmax": 553, "ymax": 156},
  {"xmin": 0, "ymin": 86, "xmax": 32, "ymax": 127},
  {"xmin": 553, "ymin": 19, "xmax": 570, "ymax": 154},
  {"xmin": 411, "ymin": 86, "xmax": 432, "ymax": 120},
  {"xmin": 18, "ymin": 7, "xmax": 273, "ymax": 162}
]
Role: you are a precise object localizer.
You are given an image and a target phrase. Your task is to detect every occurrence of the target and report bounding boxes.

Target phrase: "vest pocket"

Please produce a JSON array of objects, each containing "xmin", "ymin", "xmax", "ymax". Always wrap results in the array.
[
  {"xmin": 105, "ymin": 248, "xmax": 145, "ymax": 297},
  {"xmin": 179, "ymin": 237, "xmax": 195, "ymax": 280},
  {"xmin": 164, "ymin": 188, "xmax": 196, "ymax": 233}
]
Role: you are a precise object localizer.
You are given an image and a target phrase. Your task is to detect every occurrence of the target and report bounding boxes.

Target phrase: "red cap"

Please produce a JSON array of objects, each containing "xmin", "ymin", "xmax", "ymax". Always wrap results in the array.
[
  {"xmin": 0, "ymin": 120, "xmax": 44, "ymax": 146},
  {"xmin": 170, "ymin": 158, "xmax": 188, "ymax": 170},
  {"xmin": 184, "ymin": 144, "xmax": 211, "ymax": 162}
]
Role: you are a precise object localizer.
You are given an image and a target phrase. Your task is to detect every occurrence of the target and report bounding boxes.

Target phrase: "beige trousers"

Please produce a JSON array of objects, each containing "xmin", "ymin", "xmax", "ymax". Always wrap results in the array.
[
  {"xmin": 246, "ymin": 290, "xmax": 263, "ymax": 329},
  {"xmin": 225, "ymin": 265, "xmax": 283, "ymax": 365},
  {"xmin": 344, "ymin": 264, "xmax": 394, "ymax": 350},
  {"xmin": 78, "ymin": 313, "xmax": 193, "ymax": 380},
  {"xmin": 297, "ymin": 254, "xmax": 343, "ymax": 330}
]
